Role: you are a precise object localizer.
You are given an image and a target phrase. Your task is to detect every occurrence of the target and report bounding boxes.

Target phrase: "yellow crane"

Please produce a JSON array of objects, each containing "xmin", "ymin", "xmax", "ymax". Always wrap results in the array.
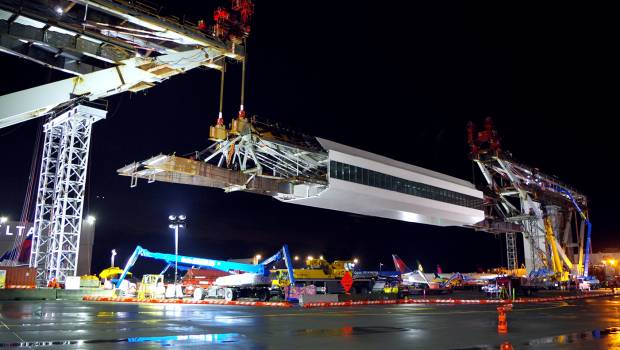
[
  {"xmin": 544, "ymin": 217, "xmax": 570, "ymax": 282},
  {"xmin": 271, "ymin": 257, "xmax": 354, "ymax": 287}
]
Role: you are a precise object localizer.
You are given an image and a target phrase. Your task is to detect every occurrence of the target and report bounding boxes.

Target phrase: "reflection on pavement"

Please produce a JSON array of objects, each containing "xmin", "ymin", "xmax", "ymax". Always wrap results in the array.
[{"xmin": 0, "ymin": 332, "xmax": 241, "ymax": 348}]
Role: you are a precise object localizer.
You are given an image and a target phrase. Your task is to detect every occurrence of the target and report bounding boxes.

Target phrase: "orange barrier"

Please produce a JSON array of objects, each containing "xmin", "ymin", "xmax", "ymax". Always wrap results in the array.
[
  {"xmin": 5, "ymin": 285, "xmax": 36, "ymax": 289},
  {"xmin": 302, "ymin": 291, "xmax": 618, "ymax": 308},
  {"xmin": 82, "ymin": 295, "xmax": 292, "ymax": 307},
  {"xmin": 82, "ymin": 290, "xmax": 618, "ymax": 308}
]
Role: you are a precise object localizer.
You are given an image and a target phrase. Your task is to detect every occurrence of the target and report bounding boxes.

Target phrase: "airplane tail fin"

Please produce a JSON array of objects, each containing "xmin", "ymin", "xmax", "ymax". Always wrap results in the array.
[{"xmin": 392, "ymin": 254, "xmax": 413, "ymax": 274}]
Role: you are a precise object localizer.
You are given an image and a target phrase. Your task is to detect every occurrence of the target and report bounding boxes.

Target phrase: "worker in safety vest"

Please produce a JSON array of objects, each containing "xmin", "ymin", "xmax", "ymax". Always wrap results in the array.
[{"xmin": 383, "ymin": 281, "xmax": 399, "ymax": 295}]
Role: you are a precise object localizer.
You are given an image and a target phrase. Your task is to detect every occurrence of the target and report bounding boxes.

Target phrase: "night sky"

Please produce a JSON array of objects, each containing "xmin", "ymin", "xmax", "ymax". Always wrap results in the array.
[{"xmin": 0, "ymin": 2, "xmax": 617, "ymax": 276}]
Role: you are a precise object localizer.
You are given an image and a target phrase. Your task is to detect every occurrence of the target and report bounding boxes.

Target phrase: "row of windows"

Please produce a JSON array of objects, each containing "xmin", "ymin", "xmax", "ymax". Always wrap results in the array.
[{"xmin": 329, "ymin": 161, "xmax": 483, "ymax": 209}]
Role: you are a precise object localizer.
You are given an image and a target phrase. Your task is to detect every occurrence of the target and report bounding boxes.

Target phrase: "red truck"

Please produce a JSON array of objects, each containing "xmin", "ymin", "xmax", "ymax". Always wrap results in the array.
[{"xmin": 181, "ymin": 268, "xmax": 230, "ymax": 296}]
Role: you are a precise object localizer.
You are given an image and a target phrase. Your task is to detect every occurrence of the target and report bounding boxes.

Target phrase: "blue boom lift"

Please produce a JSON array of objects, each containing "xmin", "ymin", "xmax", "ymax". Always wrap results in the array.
[{"xmin": 116, "ymin": 245, "xmax": 296, "ymax": 301}]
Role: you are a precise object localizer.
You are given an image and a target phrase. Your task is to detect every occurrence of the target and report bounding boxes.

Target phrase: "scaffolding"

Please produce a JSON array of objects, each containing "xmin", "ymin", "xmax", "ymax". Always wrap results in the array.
[
  {"xmin": 29, "ymin": 104, "xmax": 106, "ymax": 284},
  {"xmin": 505, "ymin": 232, "xmax": 518, "ymax": 271}
]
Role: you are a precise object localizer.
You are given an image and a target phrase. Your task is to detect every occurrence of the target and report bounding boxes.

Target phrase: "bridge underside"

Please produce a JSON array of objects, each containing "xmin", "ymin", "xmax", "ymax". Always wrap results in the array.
[{"xmin": 118, "ymin": 155, "xmax": 287, "ymax": 196}]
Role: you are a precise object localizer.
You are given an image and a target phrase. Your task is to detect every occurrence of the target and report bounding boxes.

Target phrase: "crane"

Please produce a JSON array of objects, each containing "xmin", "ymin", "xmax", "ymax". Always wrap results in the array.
[
  {"xmin": 555, "ymin": 186, "xmax": 593, "ymax": 277},
  {"xmin": 116, "ymin": 245, "xmax": 296, "ymax": 301},
  {"xmin": 468, "ymin": 117, "xmax": 590, "ymax": 281},
  {"xmin": 0, "ymin": 0, "xmax": 253, "ymax": 284}
]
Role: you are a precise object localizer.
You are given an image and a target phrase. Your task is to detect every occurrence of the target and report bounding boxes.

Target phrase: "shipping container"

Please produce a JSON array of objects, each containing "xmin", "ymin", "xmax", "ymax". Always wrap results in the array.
[{"xmin": 0, "ymin": 266, "xmax": 37, "ymax": 288}]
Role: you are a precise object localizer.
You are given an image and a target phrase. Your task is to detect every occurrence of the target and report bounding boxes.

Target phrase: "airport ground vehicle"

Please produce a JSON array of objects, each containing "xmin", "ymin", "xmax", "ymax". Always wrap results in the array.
[
  {"xmin": 269, "ymin": 257, "xmax": 393, "ymax": 296},
  {"xmin": 137, "ymin": 274, "xmax": 165, "ymax": 299},
  {"xmin": 181, "ymin": 268, "xmax": 229, "ymax": 297}
]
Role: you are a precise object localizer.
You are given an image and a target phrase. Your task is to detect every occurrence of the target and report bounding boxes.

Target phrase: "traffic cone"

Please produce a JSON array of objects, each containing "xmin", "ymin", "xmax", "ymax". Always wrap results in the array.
[
  {"xmin": 497, "ymin": 306, "xmax": 508, "ymax": 333},
  {"xmin": 500, "ymin": 341, "xmax": 513, "ymax": 350}
]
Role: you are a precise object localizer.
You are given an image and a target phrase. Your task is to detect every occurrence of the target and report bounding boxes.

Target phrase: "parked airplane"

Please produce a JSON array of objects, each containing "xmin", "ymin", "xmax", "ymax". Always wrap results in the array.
[{"xmin": 392, "ymin": 255, "xmax": 497, "ymax": 288}]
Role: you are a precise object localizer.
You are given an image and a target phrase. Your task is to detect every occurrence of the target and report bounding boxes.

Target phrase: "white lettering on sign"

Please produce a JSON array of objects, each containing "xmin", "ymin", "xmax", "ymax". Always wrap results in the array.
[{"xmin": 0, "ymin": 224, "xmax": 34, "ymax": 237}]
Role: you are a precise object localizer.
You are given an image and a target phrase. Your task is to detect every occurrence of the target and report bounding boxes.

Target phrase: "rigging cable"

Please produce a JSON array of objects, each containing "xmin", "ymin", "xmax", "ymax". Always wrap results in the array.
[
  {"xmin": 239, "ymin": 39, "xmax": 247, "ymax": 115},
  {"xmin": 217, "ymin": 59, "xmax": 226, "ymax": 125}
]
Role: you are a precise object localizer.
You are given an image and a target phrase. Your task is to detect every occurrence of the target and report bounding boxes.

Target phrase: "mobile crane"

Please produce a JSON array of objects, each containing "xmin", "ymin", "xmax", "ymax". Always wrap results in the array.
[
  {"xmin": 117, "ymin": 245, "xmax": 295, "ymax": 302},
  {"xmin": 271, "ymin": 257, "xmax": 358, "ymax": 294}
]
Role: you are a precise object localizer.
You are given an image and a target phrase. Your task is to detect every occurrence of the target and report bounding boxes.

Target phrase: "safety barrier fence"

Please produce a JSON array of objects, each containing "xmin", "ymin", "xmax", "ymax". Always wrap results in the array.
[
  {"xmin": 303, "ymin": 291, "xmax": 618, "ymax": 308},
  {"xmin": 82, "ymin": 295, "xmax": 291, "ymax": 307},
  {"xmin": 82, "ymin": 290, "xmax": 618, "ymax": 308}
]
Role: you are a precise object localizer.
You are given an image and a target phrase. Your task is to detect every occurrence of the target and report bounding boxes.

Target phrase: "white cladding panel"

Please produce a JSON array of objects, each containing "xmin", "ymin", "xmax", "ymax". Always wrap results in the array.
[
  {"xmin": 279, "ymin": 138, "xmax": 484, "ymax": 227},
  {"xmin": 285, "ymin": 179, "xmax": 484, "ymax": 227},
  {"xmin": 328, "ymin": 150, "xmax": 482, "ymax": 198},
  {"xmin": 317, "ymin": 138, "xmax": 478, "ymax": 192}
]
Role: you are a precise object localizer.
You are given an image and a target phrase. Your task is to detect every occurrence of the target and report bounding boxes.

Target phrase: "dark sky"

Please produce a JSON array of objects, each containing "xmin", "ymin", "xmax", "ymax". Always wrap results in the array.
[{"xmin": 0, "ymin": 1, "xmax": 617, "ymax": 275}]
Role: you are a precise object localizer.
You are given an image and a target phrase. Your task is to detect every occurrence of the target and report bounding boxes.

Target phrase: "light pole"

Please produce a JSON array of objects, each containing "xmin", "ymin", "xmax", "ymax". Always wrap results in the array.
[
  {"xmin": 379, "ymin": 262, "xmax": 383, "ymax": 271},
  {"xmin": 168, "ymin": 214, "xmax": 186, "ymax": 284},
  {"xmin": 111, "ymin": 249, "xmax": 117, "ymax": 267}
]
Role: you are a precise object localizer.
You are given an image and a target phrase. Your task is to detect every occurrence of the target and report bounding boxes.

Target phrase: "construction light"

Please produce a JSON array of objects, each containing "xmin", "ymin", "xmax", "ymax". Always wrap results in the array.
[
  {"xmin": 256, "ymin": 254, "xmax": 262, "ymax": 260},
  {"xmin": 353, "ymin": 258, "xmax": 359, "ymax": 264},
  {"xmin": 168, "ymin": 214, "xmax": 186, "ymax": 284},
  {"xmin": 55, "ymin": 6, "xmax": 63, "ymax": 15},
  {"xmin": 86, "ymin": 215, "xmax": 96, "ymax": 225},
  {"xmin": 319, "ymin": 255, "xmax": 324, "ymax": 260},
  {"xmin": 0, "ymin": 217, "xmax": 7, "ymax": 224},
  {"xmin": 294, "ymin": 256, "xmax": 299, "ymax": 261},
  {"xmin": 307, "ymin": 255, "xmax": 313, "ymax": 261},
  {"xmin": 610, "ymin": 259, "xmax": 618, "ymax": 267}
]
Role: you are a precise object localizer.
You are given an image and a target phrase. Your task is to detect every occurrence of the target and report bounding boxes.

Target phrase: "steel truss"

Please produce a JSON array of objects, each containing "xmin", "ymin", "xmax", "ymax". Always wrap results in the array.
[
  {"xmin": 203, "ymin": 120, "xmax": 328, "ymax": 182},
  {"xmin": 29, "ymin": 104, "xmax": 106, "ymax": 284},
  {"xmin": 474, "ymin": 155, "xmax": 587, "ymax": 275}
]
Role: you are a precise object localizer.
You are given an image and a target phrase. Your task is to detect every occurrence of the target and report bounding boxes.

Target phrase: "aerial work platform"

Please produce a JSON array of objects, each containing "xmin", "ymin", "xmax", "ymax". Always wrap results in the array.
[{"xmin": 119, "ymin": 119, "xmax": 484, "ymax": 227}]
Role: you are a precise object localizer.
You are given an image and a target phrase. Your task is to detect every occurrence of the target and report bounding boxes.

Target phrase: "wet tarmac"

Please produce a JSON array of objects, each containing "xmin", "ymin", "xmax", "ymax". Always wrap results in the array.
[{"xmin": 0, "ymin": 295, "xmax": 618, "ymax": 349}]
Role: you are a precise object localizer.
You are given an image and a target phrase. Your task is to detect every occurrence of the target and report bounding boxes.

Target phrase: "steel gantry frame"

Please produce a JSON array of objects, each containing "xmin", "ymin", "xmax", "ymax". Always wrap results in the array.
[
  {"xmin": 468, "ymin": 118, "xmax": 589, "ymax": 278},
  {"xmin": 29, "ymin": 104, "xmax": 106, "ymax": 284}
]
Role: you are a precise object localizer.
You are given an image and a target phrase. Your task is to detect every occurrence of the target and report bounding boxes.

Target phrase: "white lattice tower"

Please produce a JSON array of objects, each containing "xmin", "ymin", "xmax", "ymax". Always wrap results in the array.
[
  {"xmin": 29, "ymin": 104, "xmax": 106, "ymax": 284},
  {"xmin": 29, "ymin": 121, "xmax": 62, "ymax": 282}
]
